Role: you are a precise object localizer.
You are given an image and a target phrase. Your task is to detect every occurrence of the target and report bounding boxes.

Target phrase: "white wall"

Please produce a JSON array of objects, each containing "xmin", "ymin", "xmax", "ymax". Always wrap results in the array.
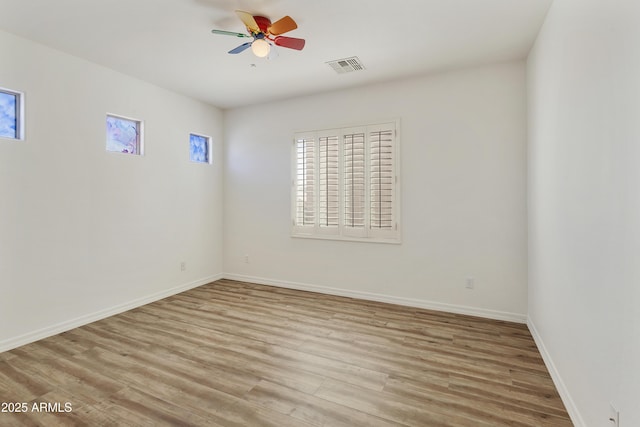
[
  {"xmin": 527, "ymin": 0, "xmax": 640, "ymax": 425},
  {"xmin": 0, "ymin": 30, "xmax": 224, "ymax": 350},
  {"xmin": 224, "ymin": 62, "xmax": 528, "ymax": 321}
]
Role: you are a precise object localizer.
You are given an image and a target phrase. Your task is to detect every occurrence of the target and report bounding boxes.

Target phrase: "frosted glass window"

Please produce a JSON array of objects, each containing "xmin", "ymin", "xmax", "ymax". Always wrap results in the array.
[
  {"xmin": 190, "ymin": 133, "xmax": 211, "ymax": 163},
  {"xmin": 0, "ymin": 89, "xmax": 20, "ymax": 140},
  {"xmin": 106, "ymin": 114, "xmax": 142, "ymax": 155}
]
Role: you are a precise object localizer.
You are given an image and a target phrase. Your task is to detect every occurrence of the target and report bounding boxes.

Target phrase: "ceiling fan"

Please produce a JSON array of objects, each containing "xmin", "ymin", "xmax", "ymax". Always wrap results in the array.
[{"xmin": 211, "ymin": 10, "xmax": 305, "ymax": 58}]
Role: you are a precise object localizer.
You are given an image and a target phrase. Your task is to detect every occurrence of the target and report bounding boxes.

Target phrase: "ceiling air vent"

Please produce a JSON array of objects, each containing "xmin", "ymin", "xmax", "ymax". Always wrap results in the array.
[{"xmin": 327, "ymin": 56, "xmax": 366, "ymax": 74}]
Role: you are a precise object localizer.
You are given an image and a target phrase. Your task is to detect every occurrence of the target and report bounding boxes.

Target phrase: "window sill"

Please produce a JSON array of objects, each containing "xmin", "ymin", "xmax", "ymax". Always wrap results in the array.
[{"xmin": 291, "ymin": 233, "xmax": 401, "ymax": 245}]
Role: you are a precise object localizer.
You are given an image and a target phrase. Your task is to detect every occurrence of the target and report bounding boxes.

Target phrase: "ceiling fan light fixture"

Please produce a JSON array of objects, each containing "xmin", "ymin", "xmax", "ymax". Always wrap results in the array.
[{"xmin": 251, "ymin": 39, "xmax": 270, "ymax": 58}]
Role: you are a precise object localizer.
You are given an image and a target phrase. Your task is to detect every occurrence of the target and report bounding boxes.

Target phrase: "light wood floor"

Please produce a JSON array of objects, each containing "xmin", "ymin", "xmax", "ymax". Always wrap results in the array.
[{"xmin": 0, "ymin": 279, "xmax": 572, "ymax": 426}]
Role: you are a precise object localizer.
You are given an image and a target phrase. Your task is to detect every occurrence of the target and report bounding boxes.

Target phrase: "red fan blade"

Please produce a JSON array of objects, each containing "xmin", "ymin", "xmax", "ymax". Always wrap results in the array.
[
  {"xmin": 235, "ymin": 10, "xmax": 259, "ymax": 33},
  {"xmin": 273, "ymin": 36, "xmax": 305, "ymax": 51},
  {"xmin": 268, "ymin": 16, "xmax": 297, "ymax": 35}
]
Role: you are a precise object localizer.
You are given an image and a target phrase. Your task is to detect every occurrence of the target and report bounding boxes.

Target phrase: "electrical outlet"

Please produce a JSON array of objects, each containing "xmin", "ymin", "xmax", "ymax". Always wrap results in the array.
[
  {"xmin": 180, "ymin": 261, "xmax": 186, "ymax": 271},
  {"xmin": 466, "ymin": 277, "xmax": 474, "ymax": 289},
  {"xmin": 609, "ymin": 403, "xmax": 619, "ymax": 426},
  {"xmin": 244, "ymin": 255, "xmax": 249, "ymax": 264}
]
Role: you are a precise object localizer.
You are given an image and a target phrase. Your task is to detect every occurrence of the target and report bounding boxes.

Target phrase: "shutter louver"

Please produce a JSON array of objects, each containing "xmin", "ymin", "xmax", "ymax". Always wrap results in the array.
[
  {"xmin": 295, "ymin": 137, "xmax": 315, "ymax": 226},
  {"xmin": 344, "ymin": 132, "xmax": 366, "ymax": 229},
  {"xmin": 370, "ymin": 129, "xmax": 395, "ymax": 229},
  {"xmin": 319, "ymin": 135, "xmax": 339, "ymax": 228}
]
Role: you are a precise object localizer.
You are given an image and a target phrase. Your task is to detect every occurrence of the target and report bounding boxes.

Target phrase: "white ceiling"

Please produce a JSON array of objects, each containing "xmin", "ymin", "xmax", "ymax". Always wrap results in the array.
[{"xmin": 0, "ymin": 0, "xmax": 552, "ymax": 109}]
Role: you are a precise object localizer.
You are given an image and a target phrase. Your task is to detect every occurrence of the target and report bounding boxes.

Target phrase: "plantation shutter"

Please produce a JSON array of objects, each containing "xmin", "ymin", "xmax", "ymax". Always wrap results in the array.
[
  {"xmin": 343, "ymin": 128, "xmax": 366, "ymax": 236},
  {"xmin": 294, "ymin": 135, "xmax": 316, "ymax": 229},
  {"xmin": 318, "ymin": 132, "xmax": 340, "ymax": 233},
  {"xmin": 369, "ymin": 124, "xmax": 396, "ymax": 236},
  {"xmin": 292, "ymin": 121, "xmax": 400, "ymax": 243}
]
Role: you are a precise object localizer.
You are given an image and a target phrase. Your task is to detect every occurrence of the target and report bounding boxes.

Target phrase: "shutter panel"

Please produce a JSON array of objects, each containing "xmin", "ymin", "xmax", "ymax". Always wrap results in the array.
[
  {"xmin": 369, "ymin": 127, "xmax": 395, "ymax": 230},
  {"xmin": 343, "ymin": 130, "xmax": 366, "ymax": 234},
  {"xmin": 318, "ymin": 134, "xmax": 339, "ymax": 231},
  {"xmin": 294, "ymin": 136, "xmax": 315, "ymax": 227}
]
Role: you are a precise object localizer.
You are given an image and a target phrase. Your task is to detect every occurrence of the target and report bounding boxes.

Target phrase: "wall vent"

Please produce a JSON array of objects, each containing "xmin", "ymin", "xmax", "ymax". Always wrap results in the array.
[{"xmin": 326, "ymin": 56, "xmax": 366, "ymax": 74}]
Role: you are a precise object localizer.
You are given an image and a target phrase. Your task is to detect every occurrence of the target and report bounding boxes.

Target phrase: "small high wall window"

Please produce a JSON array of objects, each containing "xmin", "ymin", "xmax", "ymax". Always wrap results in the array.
[
  {"xmin": 106, "ymin": 114, "xmax": 143, "ymax": 155},
  {"xmin": 292, "ymin": 120, "xmax": 401, "ymax": 243},
  {"xmin": 190, "ymin": 133, "xmax": 211, "ymax": 164},
  {"xmin": 0, "ymin": 87, "xmax": 24, "ymax": 140}
]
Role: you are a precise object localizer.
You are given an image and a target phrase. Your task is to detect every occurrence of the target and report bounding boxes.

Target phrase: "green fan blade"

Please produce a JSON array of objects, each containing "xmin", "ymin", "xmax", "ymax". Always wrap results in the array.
[{"xmin": 211, "ymin": 29, "xmax": 251, "ymax": 38}]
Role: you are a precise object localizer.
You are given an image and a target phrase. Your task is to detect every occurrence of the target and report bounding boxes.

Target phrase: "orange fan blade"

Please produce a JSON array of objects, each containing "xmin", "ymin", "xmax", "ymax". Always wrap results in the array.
[
  {"xmin": 235, "ymin": 10, "xmax": 260, "ymax": 33},
  {"xmin": 268, "ymin": 16, "xmax": 297, "ymax": 35}
]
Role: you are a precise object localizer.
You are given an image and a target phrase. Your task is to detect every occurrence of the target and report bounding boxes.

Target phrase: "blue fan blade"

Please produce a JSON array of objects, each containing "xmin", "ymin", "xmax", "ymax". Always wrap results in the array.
[
  {"xmin": 229, "ymin": 42, "xmax": 252, "ymax": 54},
  {"xmin": 267, "ymin": 43, "xmax": 279, "ymax": 60}
]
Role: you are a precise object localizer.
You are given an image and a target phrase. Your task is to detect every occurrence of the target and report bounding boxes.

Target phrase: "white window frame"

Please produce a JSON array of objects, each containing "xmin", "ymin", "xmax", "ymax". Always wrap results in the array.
[
  {"xmin": 105, "ymin": 113, "xmax": 144, "ymax": 156},
  {"xmin": 0, "ymin": 87, "xmax": 25, "ymax": 141},
  {"xmin": 292, "ymin": 120, "xmax": 401, "ymax": 244}
]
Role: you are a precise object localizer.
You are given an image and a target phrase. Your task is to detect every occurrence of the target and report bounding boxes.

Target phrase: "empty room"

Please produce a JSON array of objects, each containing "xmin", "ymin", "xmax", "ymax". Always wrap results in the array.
[{"xmin": 0, "ymin": 0, "xmax": 638, "ymax": 426}]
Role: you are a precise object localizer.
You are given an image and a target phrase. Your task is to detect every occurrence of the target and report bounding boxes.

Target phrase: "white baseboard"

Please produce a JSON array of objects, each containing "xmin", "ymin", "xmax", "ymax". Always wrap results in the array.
[
  {"xmin": 1, "ymin": 272, "xmax": 526, "ymax": 354},
  {"xmin": 223, "ymin": 273, "xmax": 527, "ymax": 323},
  {"xmin": 0, "ymin": 274, "xmax": 223, "ymax": 353},
  {"xmin": 527, "ymin": 316, "xmax": 585, "ymax": 427}
]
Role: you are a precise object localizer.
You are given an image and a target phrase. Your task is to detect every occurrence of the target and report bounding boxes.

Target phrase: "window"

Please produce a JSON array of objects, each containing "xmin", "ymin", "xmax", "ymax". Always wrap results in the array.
[
  {"xmin": 189, "ymin": 133, "xmax": 211, "ymax": 164},
  {"xmin": 292, "ymin": 121, "xmax": 400, "ymax": 243},
  {"xmin": 106, "ymin": 114, "xmax": 143, "ymax": 155},
  {"xmin": 0, "ymin": 87, "xmax": 24, "ymax": 140}
]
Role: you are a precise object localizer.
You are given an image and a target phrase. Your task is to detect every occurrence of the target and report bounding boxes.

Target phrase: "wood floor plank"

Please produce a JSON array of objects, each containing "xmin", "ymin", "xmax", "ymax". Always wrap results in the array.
[
  {"xmin": 383, "ymin": 374, "xmax": 570, "ymax": 427},
  {"xmin": 315, "ymin": 378, "xmax": 495, "ymax": 427},
  {"xmin": 103, "ymin": 386, "xmax": 214, "ymax": 426},
  {"xmin": 0, "ymin": 279, "xmax": 572, "ymax": 426},
  {"xmin": 448, "ymin": 373, "xmax": 568, "ymax": 414},
  {"xmin": 245, "ymin": 379, "xmax": 407, "ymax": 427},
  {"xmin": 0, "ymin": 361, "xmax": 56, "ymax": 401},
  {"xmin": 209, "ymin": 398, "xmax": 316, "ymax": 427}
]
